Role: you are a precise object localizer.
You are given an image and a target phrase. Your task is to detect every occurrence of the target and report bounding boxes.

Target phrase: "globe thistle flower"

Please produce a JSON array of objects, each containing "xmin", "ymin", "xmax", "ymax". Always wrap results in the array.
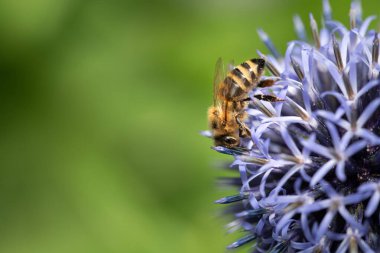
[{"xmin": 208, "ymin": 0, "xmax": 380, "ymax": 252}]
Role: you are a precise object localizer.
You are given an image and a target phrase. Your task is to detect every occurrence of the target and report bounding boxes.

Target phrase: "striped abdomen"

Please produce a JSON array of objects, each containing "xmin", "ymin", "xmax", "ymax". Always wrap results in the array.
[{"xmin": 219, "ymin": 58, "xmax": 265, "ymax": 101}]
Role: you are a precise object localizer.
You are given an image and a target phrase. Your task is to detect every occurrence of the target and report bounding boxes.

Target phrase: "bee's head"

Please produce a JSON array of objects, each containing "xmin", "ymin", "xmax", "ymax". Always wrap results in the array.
[{"xmin": 214, "ymin": 134, "xmax": 240, "ymax": 148}]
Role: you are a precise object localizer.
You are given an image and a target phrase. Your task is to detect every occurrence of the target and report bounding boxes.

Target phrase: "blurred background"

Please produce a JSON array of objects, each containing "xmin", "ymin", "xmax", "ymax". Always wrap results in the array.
[{"xmin": 0, "ymin": 0, "xmax": 378, "ymax": 252}]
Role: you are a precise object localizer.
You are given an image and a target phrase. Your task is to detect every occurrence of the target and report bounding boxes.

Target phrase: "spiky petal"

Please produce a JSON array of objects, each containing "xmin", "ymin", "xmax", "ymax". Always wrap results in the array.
[{"xmin": 208, "ymin": 0, "xmax": 380, "ymax": 252}]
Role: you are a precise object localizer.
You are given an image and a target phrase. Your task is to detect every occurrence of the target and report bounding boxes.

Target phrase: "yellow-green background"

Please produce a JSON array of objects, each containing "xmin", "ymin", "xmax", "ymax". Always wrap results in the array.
[{"xmin": 0, "ymin": 1, "xmax": 378, "ymax": 253}]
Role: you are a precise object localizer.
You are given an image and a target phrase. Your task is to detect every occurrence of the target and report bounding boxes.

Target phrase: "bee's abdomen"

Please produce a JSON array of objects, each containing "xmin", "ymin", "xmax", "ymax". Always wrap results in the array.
[
  {"xmin": 239, "ymin": 58, "xmax": 265, "ymax": 84},
  {"xmin": 222, "ymin": 76, "xmax": 246, "ymax": 100},
  {"xmin": 220, "ymin": 58, "xmax": 265, "ymax": 101}
]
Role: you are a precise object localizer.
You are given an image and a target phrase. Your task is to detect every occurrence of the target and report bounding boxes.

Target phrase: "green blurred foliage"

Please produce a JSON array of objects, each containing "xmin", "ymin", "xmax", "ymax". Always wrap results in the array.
[{"xmin": 0, "ymin": 0, "xmax": 379, "ymax": 252}]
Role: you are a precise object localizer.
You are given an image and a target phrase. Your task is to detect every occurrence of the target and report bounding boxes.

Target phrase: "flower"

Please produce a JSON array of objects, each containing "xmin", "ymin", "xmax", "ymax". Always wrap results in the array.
[{"xmin": 209, "ymin": 0, "xmax": 380, "ymax": 252}]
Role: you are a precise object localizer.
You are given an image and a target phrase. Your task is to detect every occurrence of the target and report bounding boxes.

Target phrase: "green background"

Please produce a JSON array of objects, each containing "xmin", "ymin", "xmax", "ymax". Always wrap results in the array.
[{"xmin": 0, "ymin": 0, "xmax": 378, "ymax": 252}]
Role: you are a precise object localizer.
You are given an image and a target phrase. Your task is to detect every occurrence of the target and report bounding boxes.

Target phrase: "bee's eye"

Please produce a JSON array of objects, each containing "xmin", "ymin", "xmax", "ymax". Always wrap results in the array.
[{"xmin": 224, "ymin": 136, "xmax": 237, "ymax": 145}]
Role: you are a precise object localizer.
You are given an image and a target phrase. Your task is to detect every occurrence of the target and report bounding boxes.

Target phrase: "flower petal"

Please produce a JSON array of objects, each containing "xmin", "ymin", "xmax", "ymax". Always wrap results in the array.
[
  {"xmin": 357, "ymin": 98, "xmax": 380, "ymax": 127},
  {"xmin": 365, "ymin": 190, "xmax": 380, "ymax": 216},
  {"xmin": 310, "ymin": 160, "xmax": 336, "ymax": 186}
]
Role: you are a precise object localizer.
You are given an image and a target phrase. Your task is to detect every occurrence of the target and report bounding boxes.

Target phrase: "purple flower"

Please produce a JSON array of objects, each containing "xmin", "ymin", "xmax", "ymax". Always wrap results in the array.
[{"xmin": 208, "ymin": 0, "xmax": 380, "ymax": 251}]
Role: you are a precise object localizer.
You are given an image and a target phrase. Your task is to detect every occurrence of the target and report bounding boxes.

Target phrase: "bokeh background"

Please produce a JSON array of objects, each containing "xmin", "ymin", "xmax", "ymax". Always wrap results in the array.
[{"xmin": 0, "ymin": 0, "xmax": 379, "ymax": 252}]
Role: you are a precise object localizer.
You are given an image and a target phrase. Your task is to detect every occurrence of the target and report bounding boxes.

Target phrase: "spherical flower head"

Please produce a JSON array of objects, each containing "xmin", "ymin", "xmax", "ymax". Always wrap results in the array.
[{"xmin": 209, "ymin": 0, "xmax": 380, "ymax": 252}]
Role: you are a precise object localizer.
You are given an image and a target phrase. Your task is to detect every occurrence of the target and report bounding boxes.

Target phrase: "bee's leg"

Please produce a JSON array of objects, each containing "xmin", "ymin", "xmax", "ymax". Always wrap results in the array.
[
  {"xmin": 254, "ymin": 94, "xmax": 284, "ymax": 102},
  {"xmin": 224, "ymin": 101, "xmax": 229, "ymax": 123},
  {"xmin": 232, "ymin": 101, "xmax": 239, "ymax": 111},
  {"xmin": 257, "ymin": 77, "xmax": 280, "ymax": 88},
  {"xmin": 239, "ymin": 94, "xmax": 284, "ymax": 103},
  {"xmin": 235, "ymin": 114, "xmax": 251, "ymax": 138},
  {"xmin": 237, "ymin": 99, "xmax": 249, "ymax": 110}
]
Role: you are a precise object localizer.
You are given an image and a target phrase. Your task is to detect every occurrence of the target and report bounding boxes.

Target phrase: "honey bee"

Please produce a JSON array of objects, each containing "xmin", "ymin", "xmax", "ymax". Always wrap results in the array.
[{"xmin": 208, "ymin": 58, "xmax": 282, "ymax": 148}]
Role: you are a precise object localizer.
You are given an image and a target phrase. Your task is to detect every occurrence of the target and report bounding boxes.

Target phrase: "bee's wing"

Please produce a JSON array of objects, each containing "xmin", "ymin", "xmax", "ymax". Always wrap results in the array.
[
  {"xmin": 227, "ymin": 60, "xmax": 235, "ymax": 72},
  {"xmin": 213, "ymin": 57, "xmax": 225, "ymax": 106}
]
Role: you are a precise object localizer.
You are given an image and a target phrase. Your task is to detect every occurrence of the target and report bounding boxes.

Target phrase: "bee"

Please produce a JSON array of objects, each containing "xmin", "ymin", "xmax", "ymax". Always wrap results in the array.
[{"xmin": 208, "ymin": 58, "xmax": 282, "ymax": 148}]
